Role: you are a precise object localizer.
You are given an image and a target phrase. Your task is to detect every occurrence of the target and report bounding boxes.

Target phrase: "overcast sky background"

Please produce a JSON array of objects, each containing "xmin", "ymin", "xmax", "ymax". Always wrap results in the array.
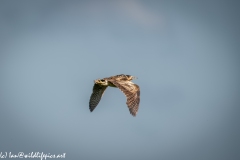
[{"xmin": 0, "ymin": 0, "xmax": 239, "ymax": 160}]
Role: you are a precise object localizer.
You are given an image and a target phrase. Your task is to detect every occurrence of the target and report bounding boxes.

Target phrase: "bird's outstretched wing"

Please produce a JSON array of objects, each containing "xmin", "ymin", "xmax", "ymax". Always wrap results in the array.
[
  {"xmin": 89, "ymin": 84, "xmax": 108, "ymax": 112},
  {"xmin": 107, "ymin": 79, "xmax": 140, "ymax": 116}
]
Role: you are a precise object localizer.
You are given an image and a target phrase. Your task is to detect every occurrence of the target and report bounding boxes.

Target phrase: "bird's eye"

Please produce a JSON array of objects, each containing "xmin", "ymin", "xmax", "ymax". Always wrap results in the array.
[{"xmin": 101, "ymin": 79, "xmax": 105, "ymax": 82}]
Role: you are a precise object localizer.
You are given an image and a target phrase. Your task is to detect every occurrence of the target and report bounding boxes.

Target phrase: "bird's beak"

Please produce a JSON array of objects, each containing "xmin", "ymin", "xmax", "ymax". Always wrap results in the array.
[{"xmin": 133, "ymin": 76, "xmax": 138, "ymax": 80}]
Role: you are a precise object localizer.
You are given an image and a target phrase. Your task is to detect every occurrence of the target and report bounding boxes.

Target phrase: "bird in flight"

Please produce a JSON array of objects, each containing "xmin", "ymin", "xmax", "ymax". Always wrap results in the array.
[{"xmin": 89, "ymin": 74, "xmax": 140, "ymax": 116}]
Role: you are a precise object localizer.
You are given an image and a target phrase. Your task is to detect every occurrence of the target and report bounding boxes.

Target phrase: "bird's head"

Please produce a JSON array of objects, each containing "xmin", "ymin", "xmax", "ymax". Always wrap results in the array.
[{"xmin": 95, "ymin": 79, "xmax": 108, "ymax": 86}]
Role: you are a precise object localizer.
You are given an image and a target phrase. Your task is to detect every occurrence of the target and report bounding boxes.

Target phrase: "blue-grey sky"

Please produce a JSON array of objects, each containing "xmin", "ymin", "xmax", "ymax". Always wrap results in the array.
[{"xmin": 0, "ymin": 0, "xmax": 239, "ymax": 160}]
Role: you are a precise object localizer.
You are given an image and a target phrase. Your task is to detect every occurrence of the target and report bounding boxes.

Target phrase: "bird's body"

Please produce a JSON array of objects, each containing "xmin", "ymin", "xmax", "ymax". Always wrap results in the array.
[{"xmin": 89, "ymin": 74, "xmax": 140, "ymax": 116}]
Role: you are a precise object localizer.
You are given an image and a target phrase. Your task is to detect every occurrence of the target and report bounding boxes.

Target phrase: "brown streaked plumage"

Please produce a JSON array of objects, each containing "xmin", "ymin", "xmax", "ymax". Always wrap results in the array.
[{"xmin": 89, "ymin": 74, "xmax": 140, "ymax": 116}]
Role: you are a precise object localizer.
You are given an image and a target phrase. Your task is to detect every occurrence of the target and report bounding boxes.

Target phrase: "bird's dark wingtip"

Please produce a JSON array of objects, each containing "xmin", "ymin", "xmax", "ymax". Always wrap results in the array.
[
  {"xmin": 130, "ymin": 112, "xmax": 137, "ymax": 117},
  {"xmin": 89, "ymin": 106, "xmax": 94, "ymax": 112}
]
